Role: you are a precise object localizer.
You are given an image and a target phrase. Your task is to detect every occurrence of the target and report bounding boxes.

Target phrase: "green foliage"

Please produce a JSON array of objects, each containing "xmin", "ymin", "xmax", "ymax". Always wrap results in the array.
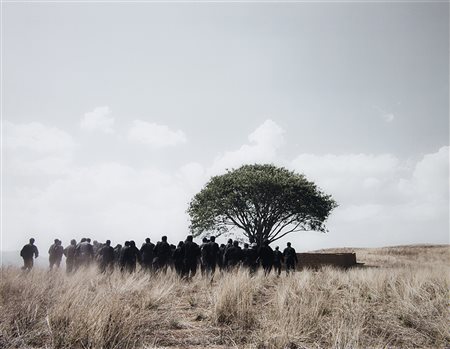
[{"xmin": 187, "ymin": 164, "xmax": 338, "ymax": 244}]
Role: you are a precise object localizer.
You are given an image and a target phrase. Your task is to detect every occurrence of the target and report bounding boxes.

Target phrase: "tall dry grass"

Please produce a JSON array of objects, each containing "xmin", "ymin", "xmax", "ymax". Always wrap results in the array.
[{"xmin": 1, "ymin": 245, "xmax": 449, "ymax": 349}]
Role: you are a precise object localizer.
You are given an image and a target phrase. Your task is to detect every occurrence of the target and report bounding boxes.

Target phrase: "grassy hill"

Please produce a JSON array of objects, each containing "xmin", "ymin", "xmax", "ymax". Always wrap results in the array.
[{"xmin": 0, "ymin": 244, "xmax": 449, "ymax": 349}]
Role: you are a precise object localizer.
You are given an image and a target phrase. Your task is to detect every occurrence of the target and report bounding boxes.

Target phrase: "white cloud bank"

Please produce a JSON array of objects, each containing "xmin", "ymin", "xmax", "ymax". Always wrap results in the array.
[
  {"xmin": 80, "ymin": 106, "xmax": 115, "ymax": 134},
  {"xmin": 128, "ymin": 120, "xmax": 187, "ymax": 148},
  {"xmin": 5, "ymin": 121, "xmax": 76, "ymax": 153},
  {"xmin": 3, "ymin": 119, "xmax": 449, "ymax": 252},
  {"xmin": 209, "ymin": 119, "xmax": 284, "ymax": 175}
]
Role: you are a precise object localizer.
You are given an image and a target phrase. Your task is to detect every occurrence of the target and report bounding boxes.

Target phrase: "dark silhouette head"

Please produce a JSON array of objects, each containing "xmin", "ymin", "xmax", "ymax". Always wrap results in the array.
[
  {"xmin": 106, "ymin": 240, "xmax": 111, "ymax": 246},
  {"xmin": 162, "ymin": 236, "xmax": 167, "ymax": 242},
  {"xmin": 54, "ymin": 238, "xmax": 59, "ymax": 243},
  {"xmin": 80, "ymin": 238, "xmax": 86, "ymax": 243},
  {"xmin": 287, "ymin": 242, "xmax": 291, "ymax": 247},
  {"xmin": 130, "ymin": 240, "xmax": 136, "ymax": 247},
  {"xmin": 29, "ymin": 238, "xmax": 35, "ymax": 244},
  {"xmin": 87, "ymin": 238, "xmax": 91, "ymax": 243},
  {"xmin": 275, "ymin": 246, "xmax": 279, "ymax": 251},
  {"xmin": 202, "ymin": 237, "xmax": 208, "ymax": 243},
  {"xmin": 125, "ymin": 241, "xmax": 130, "ymax": 247},
  {"xmin": 210, "ymin": 236, "xmax": 216, "ymax": 242},
  {"xmin": 186, "ymin": 235, "xmax": 193, "ymax": 242},
  {"xmin": 178, "ymin": 241, "xmax": 184, "ymax": 247},
  {"xmin": 220, "ymin": 244, "xmax": 225, "ymax": 248},
  {"xmin": 227, "ymin": 238, "xmax": 233, "ymax": 244},
  {"xmin": 244, "ymin": 243, "xmax": 249, "ymax": 249},
  {"xmin": 233, "ymin": 240, "xmax": 239, "ymax": 247},
  {"xmin": 145, "ymin": 238, "xmax": 150, "ymax": 243},
  {"xmin": 71, "ymin": 239, "xmax": 76, "ymax": 245}
]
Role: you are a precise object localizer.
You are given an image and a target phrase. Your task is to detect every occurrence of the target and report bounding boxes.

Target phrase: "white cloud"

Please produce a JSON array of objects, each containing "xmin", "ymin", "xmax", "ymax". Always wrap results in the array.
[
  {"xmin": 286, "ymin": 147, "xmax": 449, "ymax": 249},
  {"xmin": 127, "ymin": 120, "xmax": 187, "ymax": 148},
  {"xmin": 373, "ymin": 105, "xmax": 395, "ymax": 123},
  {"xmin": 290, "ymin": 153, "xmax": 403, "ymax": 205},
  {"xmin": 5, "ymin": 163, "xmax": 194, "ymax": 251},
  {"xmin": 3, "ymin": 115, "xmax": 448, "ymax": 252},
  {"xmin": 382, "ymin": 113, "xmax": 395, "ymax": 122},
  {"xmin": 209, "ymin": 119, "xmax": 285, "ymax": 175},
  {"xmin": 5, "ymin": 121, "xmax": 76, "ymax": 153},
  {"xmin": 80, "ymin": 106, "xmax": 115, "ymax": 133}
]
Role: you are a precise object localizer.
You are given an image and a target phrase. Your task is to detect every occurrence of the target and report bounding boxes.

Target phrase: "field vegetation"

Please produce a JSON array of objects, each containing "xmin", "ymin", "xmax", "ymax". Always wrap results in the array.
[{"xmin": 1, "ymin": 244, "xmax": 449, "ymax": 349}]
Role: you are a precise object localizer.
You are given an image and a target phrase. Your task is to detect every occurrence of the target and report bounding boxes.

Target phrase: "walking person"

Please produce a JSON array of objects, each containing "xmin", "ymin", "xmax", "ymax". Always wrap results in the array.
[
  {"xmin": 20, "ymin": 238, "xmax": 39, "ymax": 271},
  {"xmin": 283, "ymin": 242, "xmax": 298, "ymax": 275}
]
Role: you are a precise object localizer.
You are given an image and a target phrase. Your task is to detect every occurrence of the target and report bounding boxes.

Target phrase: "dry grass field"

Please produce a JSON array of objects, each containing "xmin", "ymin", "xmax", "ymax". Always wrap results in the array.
[{"xmin": 1, "ymin": 244, "xmax": 449, "ymax": 349}]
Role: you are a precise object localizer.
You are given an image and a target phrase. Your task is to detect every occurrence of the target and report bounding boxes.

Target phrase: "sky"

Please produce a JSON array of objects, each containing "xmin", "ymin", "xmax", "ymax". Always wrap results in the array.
[{"xmin": 1, "ymin": 2, "xmax": 449, "ymax": 254}]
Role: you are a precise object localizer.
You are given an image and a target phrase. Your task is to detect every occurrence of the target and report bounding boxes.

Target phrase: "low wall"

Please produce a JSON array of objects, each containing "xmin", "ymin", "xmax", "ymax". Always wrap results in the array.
[{"xmin": 297, "ymin": 253, "xmax": 357, "ymax": 269}]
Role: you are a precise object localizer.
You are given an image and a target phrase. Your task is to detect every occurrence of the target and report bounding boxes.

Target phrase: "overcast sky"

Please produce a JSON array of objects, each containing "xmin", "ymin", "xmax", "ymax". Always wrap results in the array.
[{"xmin": 2, "ymin": 2, "xmax": 449, "ymax": 253}]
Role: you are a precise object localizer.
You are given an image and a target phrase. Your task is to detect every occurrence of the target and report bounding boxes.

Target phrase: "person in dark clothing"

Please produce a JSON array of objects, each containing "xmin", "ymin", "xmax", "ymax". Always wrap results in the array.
[
  {"xmin": 76, "ymin": 238, "xmax": 94, "ymax": 268},
  {"xmin": 224, "ymin": 240, "xmax": 242, "ymax": 269},
  {"xmin": 64, "ymin": 239, "xmax": 77, "ymax": 273},
  {"xmin": 223, "ymin": 239, "xmax": 234, "ymax": 268},
  {"xmin": 242, "ymin": 243, "xmax": 250, "ymax": 266},
  {"xmin": 199, "ymin": 237, "xmax": 209, "ymax": 275},
  {"xmin": 248, "ymin": 243, "xmax": 259, "ymax": 274},
  {"xmin": 172, "ymin": 241, "xmax": 184, "ymax": 276},
  {"xmin": 20, "ymin": 238, "xmax": 39, "ymax": 271},
  {"xmin": 120, "ymin": 241, "xmax": 140, "ymax": 272},
  {"xmin": 140, "ymin": 238, "xmax": 155, "ymax": 271},
  {"xmin": 181, "ymin": 235, "xmax": 200, "ymax": 279},
  {"xmin": 99, "ymin": 240, "xmax": 115, "ymax": 273},
  {"xmin": 283, "ymin": 242, "xmax": 298, "ymax": 275},
  {"xmin": 92, "ymin": 240, "xmax": 102, "ymax": 258},
  {"xmin": 218, "ymin": 244, "xmax": 226, "ymax": 270},
  {"xmin": 258, "ymin": 240, "xmax": 274, "ymax": 275},
  {"xmin": 153, "ymin": 236, "xmax": 171, "ymax": 272},
  {"xmin": 205, "ymin": 236, "xmax": 220, "ymax": 276},
  {"xmin": 273, "ymin": 246, "xmax": 284, "ymax": 276},
  {"xmin": 113, "ymin": 244, "xmax": 122, "ymax": 266},
  {"xmin": 49, "ymin": 239, "xmax": 64, "ymax": 270},
  {"xmin": 168, "ymin": 244, "xmax": 176, "ymax": 271}
]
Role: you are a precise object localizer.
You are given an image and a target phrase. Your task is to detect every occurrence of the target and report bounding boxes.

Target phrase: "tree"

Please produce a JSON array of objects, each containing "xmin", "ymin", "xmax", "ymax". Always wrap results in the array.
[{"xmin": 187, "ymin": 164, "xmax": 338, "ymax": 245}]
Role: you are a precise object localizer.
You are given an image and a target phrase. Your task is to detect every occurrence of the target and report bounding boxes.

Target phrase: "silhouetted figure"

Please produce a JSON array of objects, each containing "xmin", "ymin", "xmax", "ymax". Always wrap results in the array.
[
  {"xmin": 64, "ymin": 239, "xmax": 77, "ymax": 273},
  {"xmin": 48, "ymin": 239, "xmax": 64, "ymax": 270},
  {"xmin": 199, "ymin": 237, "xmax": 209, "ymax": 275},
  {"xmin": 140, "ymin": 238, "xmax": 155, "ymax": 271},
  {"xmin": 153, "ymin": 236, "xmax": 171, "ymax": 272},
  {"xmin": 99, "ymin": 240, "xmax": 115, "ymax": 273},
  {"xmin": 20, "ymin": 238, "xmax": 39, "ymax": 271},
  {"xmin": 93, "ymin": 240, "xmax": 102, "ymax": 257},
  {"xmin": 76, "ymin": 238, "xmax": 94, "ymax": 268},
  {"xmin": 248, "ymin": 243, "xmax": 259, "ymax": 274},
  {"xmin": 273, "ymin": 246, "xmax": 284, "ymax": 276},
  {"xmin": 224, "ymin": 240, "xmax": 242, "ymax": 269},
  {"xmin": 181, "ymin": 235, "xmax": 200, "ymax": 278},
  {"xmin": 218, "ymin": 244, "xmax": 226, "ymax": 270},
  {"xmin": 120, "ymin": 240, "xmax": 140, "ymax": 273},
  {"xmin": 205, "ymin": 236, "xmax": 220, "ymax": 275},
  {"xmin": 223, "ymin": 239, "xmax": 233, "ymax": 267},
  {"xmin": 113, "ymin": 244, "xmax": 122, "ymax": 266},
  {"xmin": 172, "ymin": 241, "xmax": 184, "ymax": 276},
  {"xmin": 258, "ymin": 240, "xmax": 274, "ymax": 275},
  {"xmin": 242, "ymin": 243, "xmax": 250, "ymax": 265},
  {"xmin": 283, "ymin": 242, "xmax": 298, "ymax": 275}
]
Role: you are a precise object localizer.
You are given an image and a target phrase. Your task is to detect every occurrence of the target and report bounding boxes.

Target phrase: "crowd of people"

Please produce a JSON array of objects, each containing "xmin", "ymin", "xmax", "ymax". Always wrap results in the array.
[{"xmin": 19, "ymin": 235, "xmax": 299, "ymax": 277}]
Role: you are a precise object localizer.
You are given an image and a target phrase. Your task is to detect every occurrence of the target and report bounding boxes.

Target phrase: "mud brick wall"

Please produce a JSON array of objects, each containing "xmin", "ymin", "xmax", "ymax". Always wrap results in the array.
[{"xmin": 296, "ymin": 253, "xmax": 357, "ymax": 269}]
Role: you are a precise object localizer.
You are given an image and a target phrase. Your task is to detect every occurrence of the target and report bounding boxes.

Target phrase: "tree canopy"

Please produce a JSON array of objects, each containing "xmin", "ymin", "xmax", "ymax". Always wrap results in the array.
[{"xmin": 187, "ymin": 164, "xmax": 337, "ymax": 245}]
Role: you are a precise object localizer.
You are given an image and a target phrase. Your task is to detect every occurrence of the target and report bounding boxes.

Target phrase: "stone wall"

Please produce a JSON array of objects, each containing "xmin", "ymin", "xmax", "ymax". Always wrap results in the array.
[{"xmin": 296, "ymin": 253, "xmax": 357, "ymax": 269}]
